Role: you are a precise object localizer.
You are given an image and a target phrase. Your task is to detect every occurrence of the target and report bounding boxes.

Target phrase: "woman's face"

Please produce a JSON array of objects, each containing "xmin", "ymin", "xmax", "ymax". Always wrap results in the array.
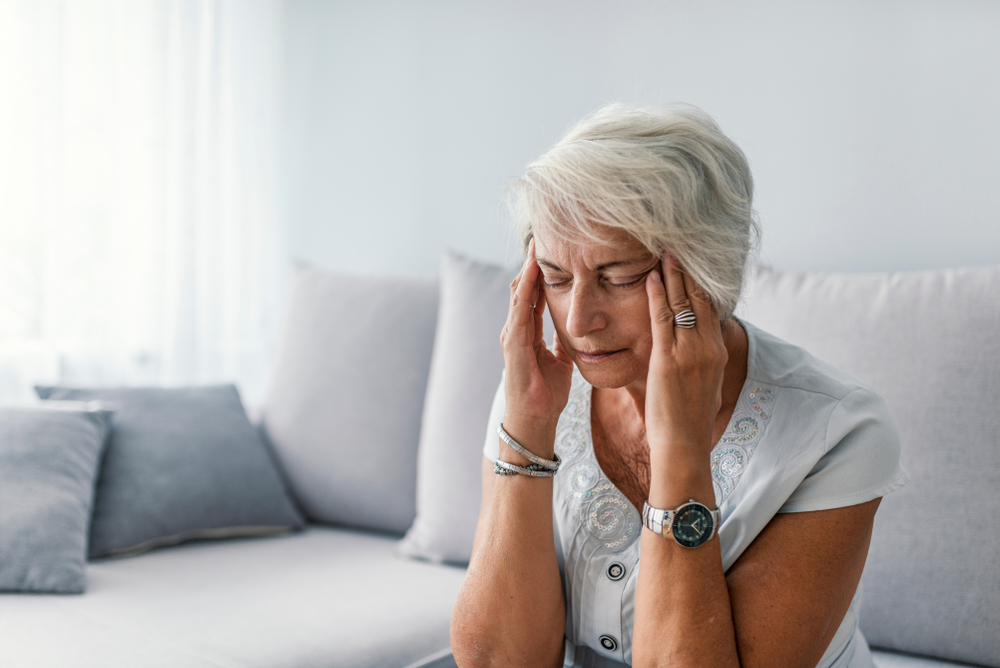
[{"xmin": 533, "ymin": 223, "xmax": 660, "ymax": 390}]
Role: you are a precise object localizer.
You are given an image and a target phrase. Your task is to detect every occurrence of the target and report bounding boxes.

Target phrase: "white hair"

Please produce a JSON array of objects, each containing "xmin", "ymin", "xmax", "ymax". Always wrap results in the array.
[{"xmin": 509, "ymin": 103, "xmax": 760, "ymax": 319}]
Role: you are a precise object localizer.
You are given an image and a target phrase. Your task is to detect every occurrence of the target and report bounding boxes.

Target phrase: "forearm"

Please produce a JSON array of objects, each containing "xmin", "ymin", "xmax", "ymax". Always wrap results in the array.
[
  {"xmin": 451, "ymin": 432, "xmax": 566, "ymax": 668},
  {"xmin": 632, "ymin": 459, "xmax": 740, "ymax": 668}
]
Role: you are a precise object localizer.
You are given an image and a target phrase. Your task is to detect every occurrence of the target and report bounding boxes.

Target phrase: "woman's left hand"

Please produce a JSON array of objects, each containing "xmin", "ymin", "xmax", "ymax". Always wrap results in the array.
[{"xmin": 643, "ymin": 255, "xmax": 728, "ymax": 474}]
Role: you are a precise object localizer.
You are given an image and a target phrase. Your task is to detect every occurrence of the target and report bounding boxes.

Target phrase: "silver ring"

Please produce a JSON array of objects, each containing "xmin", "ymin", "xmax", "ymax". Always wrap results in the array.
[{"xmin": 673, "ymin": 309, "xmax": 696, "ymax": 328}]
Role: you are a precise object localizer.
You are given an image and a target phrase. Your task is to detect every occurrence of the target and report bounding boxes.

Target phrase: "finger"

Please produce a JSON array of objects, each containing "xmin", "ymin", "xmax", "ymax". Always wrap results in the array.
[
  {"xmin": 645, "ymin": 269, "xmax": 676, "ymax": 348},
  {"xmin": 664, "ymin": 255, "xmax": 695, "ymax": 330},
  {"xmin": 527, "ymin": 238, "xmax": 540, "ymax": 309},
  {"xmin": 508, "ymin": 239, "xmax": 534, "ymax": 303},
  {"xmin": 533, "ymin": 286, "xmax": 547, "ymax": 348},
  {"xmin": 681, "ymin": 269, "xmax": 715, "ymax": 323},
  {"xmin": 510, "ymin": 240, "xmax": 540, "ymax": 334},
  {"xmin": 681, "ymin": 270, "xmax": 722, "ymax": 344}
]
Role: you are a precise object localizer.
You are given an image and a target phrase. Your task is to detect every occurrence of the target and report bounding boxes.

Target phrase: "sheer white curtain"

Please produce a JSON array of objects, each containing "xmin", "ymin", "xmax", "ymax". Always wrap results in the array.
[{"xmin": 0, "ymin": 0, "xmax": 284, "ymax": 407}]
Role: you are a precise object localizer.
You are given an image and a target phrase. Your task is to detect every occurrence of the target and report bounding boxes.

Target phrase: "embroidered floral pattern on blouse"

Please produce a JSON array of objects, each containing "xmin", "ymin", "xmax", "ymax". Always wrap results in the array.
[
  {"xmin": 553, "ymin": 369, "xmax": 777, "ymax": 551},
  {"xmin": 587, "ymin": 492, "xmax": 638, "ymax": 551},
  {"xmin": 711, "ymin": 384, "xmax": 777, "ymax": 504},
  {"xmin": 555, "ymin": 369, "xmax": 641, "ymax": 553}
]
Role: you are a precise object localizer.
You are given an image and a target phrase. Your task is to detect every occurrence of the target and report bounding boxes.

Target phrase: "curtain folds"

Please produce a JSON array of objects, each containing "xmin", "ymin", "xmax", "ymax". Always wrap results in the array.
[{"xmin": 0, "ymin": 0, "xmax": 283, "ymax": 407}]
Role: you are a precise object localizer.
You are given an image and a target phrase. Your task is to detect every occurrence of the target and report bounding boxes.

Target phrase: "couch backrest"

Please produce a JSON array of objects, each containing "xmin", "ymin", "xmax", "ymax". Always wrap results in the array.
[
  {"xmin": 738, "ymin": 265, "xmax": 1000, "ymax": 668},
  {"xmin": 262, "ymin": 267, "xmax": 439, "ymax": 535}
]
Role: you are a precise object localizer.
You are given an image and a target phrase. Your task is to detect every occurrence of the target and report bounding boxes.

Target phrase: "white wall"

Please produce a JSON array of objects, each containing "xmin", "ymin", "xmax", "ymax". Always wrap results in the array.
[{"xmin": 280, "ymin": 0, "xmax": 1000, "ymax": 277}]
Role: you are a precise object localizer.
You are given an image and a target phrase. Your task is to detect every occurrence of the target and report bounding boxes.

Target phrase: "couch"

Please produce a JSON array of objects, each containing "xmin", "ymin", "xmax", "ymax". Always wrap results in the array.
[{"xmin": 1, "ymin": 253, "xmax": 997, "ymax": 668}]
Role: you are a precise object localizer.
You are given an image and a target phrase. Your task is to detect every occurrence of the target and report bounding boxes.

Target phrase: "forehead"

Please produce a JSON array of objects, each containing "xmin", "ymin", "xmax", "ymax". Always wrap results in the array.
[{"xmin": 533, "ymin": 222, "xmax": 652, "ymax": 270}]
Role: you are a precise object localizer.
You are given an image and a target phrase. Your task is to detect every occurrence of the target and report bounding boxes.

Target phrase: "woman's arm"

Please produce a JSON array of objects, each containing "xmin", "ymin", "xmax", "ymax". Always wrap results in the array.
[
  {"xmin": 724, "ymin": 498, "xmax": 879, "ymax": 667},
  {"xmin": 451, "ymin": 454, "xmax": 566, "ymax": 668},
  {"xmin": 632, "ymin": 257, "xmax": 880, "ymax": 668},
  {"xmin": 633, "ymin": 495, "xmax": 879, "ymax": 668},
  {"xmin": 451, "ymin": 240, "xmax": 573, "ymax": 668}
]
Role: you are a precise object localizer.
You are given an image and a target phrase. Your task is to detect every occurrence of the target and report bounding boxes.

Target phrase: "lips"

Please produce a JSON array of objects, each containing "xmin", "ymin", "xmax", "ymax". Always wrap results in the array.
[{"xmin": 575, "ymin": 349, "xmax": 624, "ymax": 363}]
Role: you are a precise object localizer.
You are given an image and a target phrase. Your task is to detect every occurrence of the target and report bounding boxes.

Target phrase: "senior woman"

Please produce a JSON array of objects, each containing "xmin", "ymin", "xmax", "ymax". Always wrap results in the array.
[{"xmin": 450, "ymin": 104, "xmax": 907, "ymax": 668}]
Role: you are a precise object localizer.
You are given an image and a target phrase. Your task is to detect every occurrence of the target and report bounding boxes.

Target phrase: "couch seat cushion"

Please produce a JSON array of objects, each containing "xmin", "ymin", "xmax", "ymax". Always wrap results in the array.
[
  {"xmin": 872, "ymin": 650, "xmax": 990, "ymax": 668},
  {"xmin": 0, "ymin": 527, "xmax": 466, "ymax": 668}
]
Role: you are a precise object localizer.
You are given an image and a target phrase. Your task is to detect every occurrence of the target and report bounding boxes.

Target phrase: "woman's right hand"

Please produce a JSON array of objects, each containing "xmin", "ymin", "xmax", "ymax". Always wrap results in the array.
[{"xmin": 500, "ymin": 238, "xmax": 574, "ymax": 454}]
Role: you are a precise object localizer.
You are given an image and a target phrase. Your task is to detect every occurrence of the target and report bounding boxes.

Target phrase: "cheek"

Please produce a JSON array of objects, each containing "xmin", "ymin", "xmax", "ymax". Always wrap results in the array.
[
  {"xmin": 544, "ymin": 293, "xmax": 570, "ymax": 336},
  {"xmin": 621, "ymin": 293, "xmax": 654, "ymax": 346}
]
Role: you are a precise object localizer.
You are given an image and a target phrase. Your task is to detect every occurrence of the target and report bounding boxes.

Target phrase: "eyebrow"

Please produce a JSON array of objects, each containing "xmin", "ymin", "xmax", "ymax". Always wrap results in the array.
[{"xmin": 536, "ymin": 256, "xmax": 656, "ymax": 273}]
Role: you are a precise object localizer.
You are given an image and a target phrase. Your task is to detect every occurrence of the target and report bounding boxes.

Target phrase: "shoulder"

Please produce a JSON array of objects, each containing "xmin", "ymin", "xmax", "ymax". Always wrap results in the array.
[
  {"xmin": 744, "ymin": 320, "xmax": 876, "ymax": 405},
  {"xmin": 739, "ymin": 321, "xmax": 907, "ymax": 513},
  {"xmin": 743, "ymin": 320, "xmax": 898, "ymax": 444}
]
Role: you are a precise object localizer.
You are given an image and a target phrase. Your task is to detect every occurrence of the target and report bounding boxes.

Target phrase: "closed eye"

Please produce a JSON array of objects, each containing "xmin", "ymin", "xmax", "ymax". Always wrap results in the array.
[
  {"xmin": 606, "ymin": 265, "xmax": 657, "ymax": 287},
  {"xmin": 542, "ymin": 276, "xmax": 571, "ymax": 288},
  {"xmin": 607, "ymin": 276, "xmax": 646, "ymax": 288},
  {"xmin": 542, "ymin": 263, "xmax": 657, "ymax": 290}
]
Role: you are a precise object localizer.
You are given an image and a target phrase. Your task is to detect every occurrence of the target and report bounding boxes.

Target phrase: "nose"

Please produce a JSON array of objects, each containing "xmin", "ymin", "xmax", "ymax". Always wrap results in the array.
[{"xmin": 565, "ymin": 281, "xmax": 608, "ymax": 339}]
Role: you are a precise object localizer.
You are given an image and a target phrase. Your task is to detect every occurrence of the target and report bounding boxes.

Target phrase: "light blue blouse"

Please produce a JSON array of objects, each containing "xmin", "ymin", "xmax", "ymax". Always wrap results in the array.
[{"xmin": 483, "ymin": 320, "xmax": 909, "ymax": 668}]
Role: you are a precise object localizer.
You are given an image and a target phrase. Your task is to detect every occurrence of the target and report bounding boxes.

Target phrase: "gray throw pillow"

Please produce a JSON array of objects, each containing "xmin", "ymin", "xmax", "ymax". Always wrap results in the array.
[
  {"xmin": 0, "ymin": 405, "xmax": 110, "ymax": 593},
  {"xmin": 399, "ymin": 251, "xmax": 553, "ymax": 564},
  {"xmin": 34, "ymin": 385, "xmax": 304, "ymax": 559},
  {"xmin": 738, "ymin": 264, "xmax": 1000, "ymax": 668},
  {"xmin": 260, "ymin": 267, "xmax": 439, "ymax": 535}
]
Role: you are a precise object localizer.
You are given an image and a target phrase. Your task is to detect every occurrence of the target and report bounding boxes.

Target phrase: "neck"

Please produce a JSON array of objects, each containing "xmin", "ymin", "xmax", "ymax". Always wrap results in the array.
[{"xmin": 621, "ymin": 318, "xmax": 750, "ymax": 421}]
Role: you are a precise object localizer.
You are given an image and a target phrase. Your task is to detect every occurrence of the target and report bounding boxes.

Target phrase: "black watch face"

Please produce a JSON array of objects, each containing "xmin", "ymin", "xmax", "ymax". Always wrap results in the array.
[{"xmin": 671, "ymin": 503, "xmax": 714, "ymax": 548}]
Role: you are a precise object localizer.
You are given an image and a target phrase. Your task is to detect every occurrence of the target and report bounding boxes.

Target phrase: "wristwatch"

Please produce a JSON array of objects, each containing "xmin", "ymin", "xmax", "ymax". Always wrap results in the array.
[{"xmin": 641, "ymin": 499, "xmax": 721, "ymax": 548}]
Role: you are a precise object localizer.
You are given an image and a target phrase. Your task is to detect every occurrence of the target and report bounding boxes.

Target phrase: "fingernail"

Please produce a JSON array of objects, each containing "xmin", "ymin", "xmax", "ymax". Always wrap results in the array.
[{"xmin": 649, "ymin": 270, "xmax": 661, "ymax": 284}]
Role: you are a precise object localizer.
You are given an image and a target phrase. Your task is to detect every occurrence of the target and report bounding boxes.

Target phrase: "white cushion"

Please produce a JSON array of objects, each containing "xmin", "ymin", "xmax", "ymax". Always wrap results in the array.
[
  {"xmin": 262, "ymin": 267, "xmax": 438, "ymax": 534},
  {"xmin": 739, "ymin": 265, "xmax": 1000, "ymax": 668},
  {"xmin": 0, "ymin": 528, "xmax": 465, "ymax": 668}
]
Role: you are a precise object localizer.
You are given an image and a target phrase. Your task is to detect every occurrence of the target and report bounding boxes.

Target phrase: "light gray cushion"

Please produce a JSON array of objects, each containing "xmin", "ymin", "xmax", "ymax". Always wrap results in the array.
[
  {"xmin": 0, "ymin": 527, "xmax": 466, "ymax": 668},
  {"xmin": 261, "ymin": 267, "xmax": 439, "ymax": 535},
  {"xmin": 0, "ymin": 405, "xmax": 110, "ymax": 593},
  {"xmin": 399, "ymin": 252, "xmax": 555, "ymax": 565},
  {"xmin": 399, "ymin": 252, "xmax": 517, "ymax": 563},
  {"xmin": 34, "ymin": 385, "xmax": 304, "ymax": 559},
  {"xmin": 738, "ymin": 265, "xmax": 1000, "ymax": 668}
]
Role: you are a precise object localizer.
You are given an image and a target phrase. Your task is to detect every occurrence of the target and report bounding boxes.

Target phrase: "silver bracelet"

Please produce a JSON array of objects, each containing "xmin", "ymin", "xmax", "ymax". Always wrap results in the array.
[
  {"xmin": 493, "ymin": 459, "xmax": 557, "ymax": 478},
  {"xmin": 496, "ymin": 424, "xmax": 561, "ymax": 471}
]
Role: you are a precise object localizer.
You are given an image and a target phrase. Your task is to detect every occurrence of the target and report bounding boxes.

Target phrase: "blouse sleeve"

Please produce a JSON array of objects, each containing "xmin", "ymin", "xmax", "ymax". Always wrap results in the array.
[
  {"xmin": 482, "ymin": 372, "xmax": 505, "ymax": 464},
  {"xmin": 780, "ymin": 386, "xmax": 909, "ymax": 513}
]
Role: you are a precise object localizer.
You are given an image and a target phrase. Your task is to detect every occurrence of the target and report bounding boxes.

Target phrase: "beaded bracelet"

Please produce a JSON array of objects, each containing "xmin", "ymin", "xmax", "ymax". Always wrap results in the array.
[
  {"xmin": 493, "ymin": 459, "xmax": 557, "ymax": 478},
  {"xmin": 496, "ymin": 424, "xmax": 562, "ymax": 471}
]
